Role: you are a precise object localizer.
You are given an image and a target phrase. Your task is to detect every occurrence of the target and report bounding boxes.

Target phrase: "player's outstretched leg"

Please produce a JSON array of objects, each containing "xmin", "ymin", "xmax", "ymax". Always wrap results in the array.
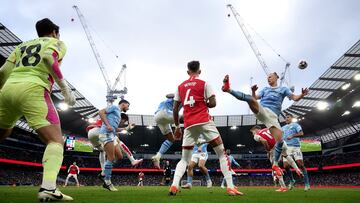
[
  {"xmin": 119, "ymin": 141, "xmax": 143, "ymax": 166},
  {"xmin": 169, "ymin": 149, "xmax": 192, "ymax": 195},
  {"xmin": 153, "ymin": 133, "xmax": 174, "ymax": 169},
  {"xmin": 222, "ymin": 75, "xmax": 252, "ymax": 102},
  {"xmin": 222, "ymin": 75, "xmax": 260, "ymax": 114},
  {"xmin": 284, "ymin": 156, "xmax": 303, "ymax": 177}
]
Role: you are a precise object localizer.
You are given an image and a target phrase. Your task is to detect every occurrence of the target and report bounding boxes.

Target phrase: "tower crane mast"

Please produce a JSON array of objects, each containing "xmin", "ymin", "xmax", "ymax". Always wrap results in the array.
[
  {"xmin": 227, "ymin": 4, "xmax": 271, "ymax": 76},
  {"xmin": 73, "ymin": 5, "xmax": 127, "ymax": 105},
  {"xmin": 227, "ymin": 4, "xmax": 292, "ymax": 89}
]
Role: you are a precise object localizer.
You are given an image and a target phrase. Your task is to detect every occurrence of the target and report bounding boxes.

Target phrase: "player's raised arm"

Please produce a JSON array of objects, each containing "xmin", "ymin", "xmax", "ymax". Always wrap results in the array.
[
  {"xmin": 251, "ymin": 85, "xmax": 261, "ymax": 100},
  {"xmin": 207, "ymin": 96, "xmax": 216, "ymax": 108},
  {"xmin": 99, "ymin": 108, "xmax": 113, "ymax": 132},
  {"xmin": 0, "ymin": 61, "xmax": 15, "ymax": 89},
  {"xmin": 290, "ymin": 87, "xmax": 309, "ymax": 101},
  {"xmin": 205, "ymin": 83, "xmax": 216, "ymax": 108},
  {"xmin": 173, "ymin": 90, "xmax": 182, "ymax": 140}
]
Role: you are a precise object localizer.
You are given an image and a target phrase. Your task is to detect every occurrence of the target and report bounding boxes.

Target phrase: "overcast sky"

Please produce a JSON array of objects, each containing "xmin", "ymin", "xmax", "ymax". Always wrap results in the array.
[{"xmin": 1, "ymin": 0, "xmax": 360, "ymax": 116}]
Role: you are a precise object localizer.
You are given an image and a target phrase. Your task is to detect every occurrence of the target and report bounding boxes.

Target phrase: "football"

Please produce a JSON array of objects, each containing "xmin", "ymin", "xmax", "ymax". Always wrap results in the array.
[{"xmin": 298, "ymin": 60, "xmax": 308, "ymax": 69}]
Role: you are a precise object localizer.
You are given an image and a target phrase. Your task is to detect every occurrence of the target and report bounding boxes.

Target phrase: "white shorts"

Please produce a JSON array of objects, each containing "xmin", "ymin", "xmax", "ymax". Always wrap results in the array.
[
  {"xmin": 191, "ymin": 152, "xmax": 208, "ymax": 164},
  {"xmin": 67, "ymin": 174, "xmax": 78, "ymax": 179},
  {"xmin": 114, "ymin": 136, "xmax": 121, "ymax": 146},
  {"xmin": 268, "ymin": 142, "xmax": 288, "ymax": 164},
  {"xmin": 154, "ymin": 109, "xmax": 174, "ymax": 135},
  {"xmin": 99, "ymin": 132, "xmax": 115, "ymax": 146},
  {"xmin": 255, "ymin": 104, "xmax": 281, "ymax": 129},
  {"xmin": 183, "ymin": 121, "xmax": 219, "ymax": 147},
  {"xmin": 88, "ymin": 127, "xmax": 103, "ymax": 150},
  {"xmin": 283, "ymin": 146, "xmax": 303, "ymax": 162}
]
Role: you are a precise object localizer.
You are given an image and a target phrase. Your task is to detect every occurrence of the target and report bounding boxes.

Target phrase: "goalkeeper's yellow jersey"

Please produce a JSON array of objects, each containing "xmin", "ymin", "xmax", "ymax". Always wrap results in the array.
[{"xmin": 6, "ymin": 37, "xmax": 67, "ymax": 91}]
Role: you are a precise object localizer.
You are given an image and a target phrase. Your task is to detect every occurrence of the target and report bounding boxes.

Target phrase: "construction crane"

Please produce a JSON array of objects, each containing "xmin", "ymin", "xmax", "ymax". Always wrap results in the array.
[
  {"xmin": 73, "ymin": 5, "xmax": 127, "ymax": 105},
  {"xmin": 226, "ymin": 4, "xmax": 292, "ymax": 89}
]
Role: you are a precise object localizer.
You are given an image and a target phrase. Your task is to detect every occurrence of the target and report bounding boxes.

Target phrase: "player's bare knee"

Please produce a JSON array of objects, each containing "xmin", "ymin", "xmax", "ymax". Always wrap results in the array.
[{"xmin": 209, "ymin": 136, "xmax": 223, "ymax": 148}]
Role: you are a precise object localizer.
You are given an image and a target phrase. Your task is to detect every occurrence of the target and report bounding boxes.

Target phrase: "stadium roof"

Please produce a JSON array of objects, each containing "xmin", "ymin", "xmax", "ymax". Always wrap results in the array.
[
  {"xmin": 285, "ymin": 40, "xmax": 360, "ymax": 143},
  {"xmin": 284, "ymin": 40, "xmax": 360, "ymax": 117},
  {"xmin": 0, "ymin": 22, "xmax": 22, "ymax": 58},
  {"xmin": 0, "ymin": 22, "xmax": 98, "ymax": 135}
]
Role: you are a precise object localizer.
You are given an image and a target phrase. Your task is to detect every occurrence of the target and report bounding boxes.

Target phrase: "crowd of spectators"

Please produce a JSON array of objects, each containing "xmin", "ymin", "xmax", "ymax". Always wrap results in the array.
[
  {"xmin": 1, "ymin": 168, "xmax": 359, "ymax": 187},
  {"xmin": 1, "ymin": 145, "xmax": 360, "ymax": 170}
]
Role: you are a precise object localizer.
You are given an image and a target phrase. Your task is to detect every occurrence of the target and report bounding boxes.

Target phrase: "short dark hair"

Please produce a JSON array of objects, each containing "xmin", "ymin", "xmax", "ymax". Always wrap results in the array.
[
  {"xmin": 120, "ymin": 113, "xmax": 129, "ymax": 121},
  {"xmin": 36, "ymin": 18, "xmax": 59, "ymax": 37},
  {"xmin": 119, "ymin": 99, "xmax": 130, "ymax": 105},
  {"xmin": 187, "ymin": 61, "xmax": 200, "ymax": 73},
  {"xmin": 272, "ymin": 72, "xmax": 279, "ymax": 79},
  {"xmin": 250, "ymin": 125, "xmax": 262, "ymax": 131}
]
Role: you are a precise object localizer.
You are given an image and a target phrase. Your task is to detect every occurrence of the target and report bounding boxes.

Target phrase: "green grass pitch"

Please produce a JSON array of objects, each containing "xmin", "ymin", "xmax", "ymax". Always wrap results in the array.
[
  {"xmin": 0, "ymin": 186, "xmax": 359, "ymax": 203},
  {"xmin": 301, "ymin": 142, "xmax": 322, "ymax": 152}
]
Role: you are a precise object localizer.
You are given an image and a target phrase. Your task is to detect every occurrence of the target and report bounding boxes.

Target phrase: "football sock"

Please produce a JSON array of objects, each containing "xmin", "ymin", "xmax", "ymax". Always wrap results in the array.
[
  {"xmin": 99, "ymin": 151, "xmax": 106, "ymax": 176},
  {"xmin": 303, "ymin": 168, "xmax": 310, "ymax": 186},
  {"xmin": 120, "ymin": 141, "xmax": 135, "ymax": 163},
  {"xmin": 187, "ymin": 176, "xmax": 193, "ymax": 185},
  {"xmin": 159, "ymin": 140, "xmax": 173, "ymax": 156},
  {"xmin": 229, "ymin": 90, "xmax": 253, "ymax": 103},
  {"xmin": 221, "ymin": 178, "xmax": 226, "ymax": 187},
  {"xmin": 104, "ymin": 160, "xmax": 113, "ymax": 181},
  {"xmin": 285, "ymin": 156, "xmax": 300, "ymax": 171},
  {"xmin": 204, "ymin": 173, "xmax": 211, "ymax": 181},
  {"xmin": 285, "ymin": 168, "xmax": 295, "ymax": 183},
  {"xmin": 213, "ymin": 144, "xmax": 234, "ymax": 188},
  {"xmin": 278, "ymin": 175, "xmax": 286, "ymax": 188},
  {"xmin": 41, "ymin": 142, "xmax": 63, "ymax": 190},
  {"xmin": 273, "ymin": 140, "xmax": 284, "ymax": 165},
  {"xmin": 172, "ymin": 149, "xmax": 192, "ymax": 187}
]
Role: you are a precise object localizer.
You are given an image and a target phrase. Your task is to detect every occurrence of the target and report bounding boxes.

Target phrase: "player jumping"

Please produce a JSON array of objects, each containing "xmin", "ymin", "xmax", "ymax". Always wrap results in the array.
[
  {"xmin": 0, "ymin": 18, "xmax": 75, "ymax": 201},
  {"xmin": 250, "ymin": 125, "xmax": 303, "ymax": 192},
  {"xmin": 64, "ymin": 162, "xmax": 80, "ymax": 187},
  {"xmin": 222, "ymin": 73, "xmax": 308, "ymax": 176},
  {"xmin": 98, "ymin": 99, "xmax": 131, "ymax": 191},
  {"xmin": 152, "ymin": 94, "xmax": 179, "ymax": 169},
  {"xmin": 87, "ymin": 114, "xmax": 143, "ymax": 181},
  {"xmin": 182, "ymin": 135, "xmax": 212, "ymax": 189},
  {"xmin": 169, "ymin": 61, "xmax": 243, "ymax": 196},
  {"xmin": 282, "ymin": 114, "xmax": 310, "ymax": 191}
]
